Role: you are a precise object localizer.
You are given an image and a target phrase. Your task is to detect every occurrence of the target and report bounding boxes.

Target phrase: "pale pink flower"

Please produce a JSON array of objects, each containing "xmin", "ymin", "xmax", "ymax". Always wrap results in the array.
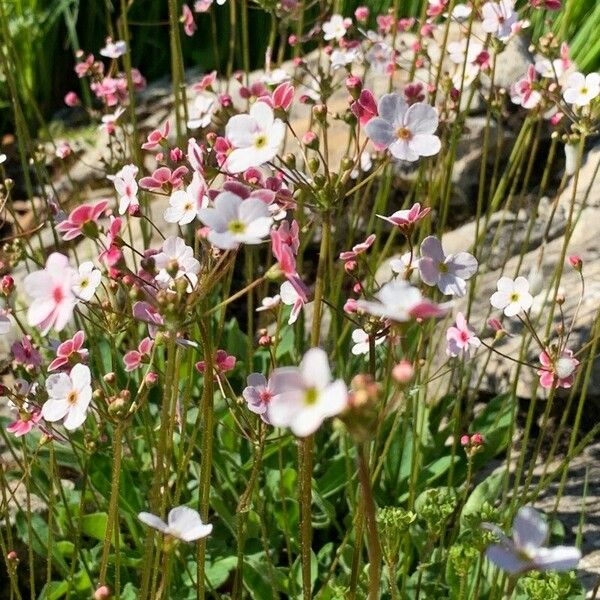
[
  {"xmin": 182, "ymin": 4, "xmax": 196, "ymax": 36},
  {"xmin": 490, "ymin": 276, "xmax": 533, "ymax": 317},
  {"xmin": 133, "ymin": 301, "xmax": 164, "ymax": 337},
  {"xmin": 280, "ymin": 281, "xmax": 305, "ymax": 325},
  {"xmin": 123, "ymin": 337, "xmax": 154, "ymax": 372},
  {"xmin": 198, "ymin": 192, "xmax": 273, "ymax": 249},
  {"xmin": 419, "ymin": 236, "xmax": 478, "ymax": 297},
  {"xmin": 511, "ymin": 65, "xmax": 542, "ymax": 109},
  {"xmin": 108, "ymin": 164, "xmax": 139, "ymax": 215},
  {"xmin": 224, "ymin": 102, "xmax": 285, "ymax": 173},
  {"xmin": 365, "ymin": 94, "xmax": 441, "ymax": 162},
  {"xmin": 538, "ymin": 348, "xmax": 579, "ymax": 389},
  {"xmin": 42, "ymin": 364, "xmax": 92, "ymax": 431},
  {"xmin": 243, "ymin": 373, "xmax": 277, "ymax": 421},
  {"xmin": 187, "ymin": 95, "xmax": 216, "ymax": 129},
  {"xmin": 377, "ymin": 203, "xmax": 430, "ymax": 234},
  {"xmin": 7, "ymin": 409, "xmax": 42, "ymax": 437},
  {"xmin": 56, "ymin": 200, "xmax": 108, "ymax": 240},
  {"xmin": 164, "ymin": 172, "xmax": 209, "ymax": 225},
  {"xmin": 48, "ymin": 331, "xmax": 88, "ymax": 372},
  {"xmin": 268, "ymin": 348, "xmax": 348, "ymax": 437},
  {"xmin": 357, "ymin": 280, "xmax": 448, "ymax": 322},
  {"xmin": 446, "ymin": 313, "xmax": 481, "ymax": 358},
  {"xmin": 256, "ymin": 295, "xmax": 281, "ymax": 312},
  {"xmin": 23, "ymin": 253, "xmax": 77, "ymax": 334},
  {"xmin": 339, "ymin": 234, "xmax": 376, "ymax": 261},
  {"xmin": 138, "ymin": 507, "xmax": 212, "ymax": 541},
  {"xmin": 481, "ymin": 0, "xmax": 518, "ymax": 41},
  {"xmin": 260, "ymin": 82, "xmax": 294, "ymax": 111},
  {"xmin": 154, "ymin": 236, "xmax": 200, "ymax": 292}
]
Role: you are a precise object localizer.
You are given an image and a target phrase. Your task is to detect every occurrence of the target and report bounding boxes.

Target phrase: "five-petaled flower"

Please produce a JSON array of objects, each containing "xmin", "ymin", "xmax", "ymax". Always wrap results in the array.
[
  {"xmin": 365, "ymin": 93, "xmax": 441, "ymax": 162},
  {"xmin": 42, "ymin": 364, "xmax": 93, "ymax": 431},
  {"xmin": 538, "ymin": 347, "xmax": 579, "ymax": 389},
  {"xmin": 57, "ymin": 200, "xmax": 109, "ymax": 241},
  {"xmin": 48, "ymin": 331, "xmax": 88, "ymax": 372},
  {"xmin": 490, "ymin": 276, "xmax": 533, "ymax": 317},
  {"xmin": 484, "ymin": 506, "xmax": 581, "ymax": 574},
  {"xmin": 446, "ymin": 313, "xmax": 481, "ymax": 358},
  {"xmin": 563, "ymin": 72, "xmax": 600, "ymax": 107}
]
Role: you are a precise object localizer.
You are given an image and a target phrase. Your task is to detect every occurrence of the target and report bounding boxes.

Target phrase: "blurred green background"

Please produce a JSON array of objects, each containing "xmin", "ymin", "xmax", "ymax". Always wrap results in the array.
[{"xmin": 0, "ymin": 0, "xmax": 599, "ymax": 135}]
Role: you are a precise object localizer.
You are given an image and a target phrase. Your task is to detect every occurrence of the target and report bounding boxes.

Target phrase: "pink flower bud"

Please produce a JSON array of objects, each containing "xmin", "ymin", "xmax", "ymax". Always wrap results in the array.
[
  {"xmin": 170, "ymin": 147, "xmax": 184, "ymax": 162},
  {"xmin": 288, "ymin": 34, "xmax": 298, "ymax": 46},
  {"xmin": 344, "ymin": 260, "xmax": 357, "ymax": 273},
  {"xmin": 145, "ymin": 372, "xmax": 158, "ymax": 386},
  {"xmin": 7, "ymin": 551, "xmax": 18, "ymax": 561},
  {"xmin": 354, "ymin": 6, "xmax": 369, "ymax": 22},
  {"xmin": 471, "ymin": 432, "xmax": 484, "ymax": 445},
  {"xmin": 392, "ymin": 360, "xmax": 414, "ymax": 383},
  {"xmin": 64, "ymin": 91, "xmax": 80, "ymax": 107},
  {"xmin": 460, "ymin": 434, "xmax": 470, "ymax": 447},
  {"xmin": 344, "ymin": 298, "xmax": 358, "ymax": 314},
  {"xmin": 302, "ymin": 131, "xmax": 318, "ymax": 149},
  {"xmin": 568, "ymin": 255, "xmax": 582, "ymax": 271},
  {"xmin": 1, "ymin": 275, "xmax": 15, "ymax": 296},
  {"xmin": 488, "ymin": 318, "xmax": 503, "ymax": 332},
  {"xmin": 352, "ymin": 282, "xmax": 362, "ymax": 294},
  {"xmin": 94, "ymin": 585, "xmax": 112, "ymax": 600}
]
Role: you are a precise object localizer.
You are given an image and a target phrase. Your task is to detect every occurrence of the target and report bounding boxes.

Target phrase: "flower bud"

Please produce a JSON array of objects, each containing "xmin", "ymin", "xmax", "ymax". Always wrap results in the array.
[
  {"xmin": 392, "ymin": 360, "xmax": 414, "ymax": 383},
  {"xmin": 1, "ymin": 275, "xmax": 14, "ymax": 296},
  {"xmin": 103, "ymin": 372, "xmax": 116, "ymax": 385},
  {"xmin": 145, "ymin": 372, "xmax": 158, "ymax": 387},
  {"xmin": 94, "ymin": 585, "xmax": 112, "ymax": 600},
  {"xmin": 302, "ymin": 131, "xmax": 319, "ymax": 150},
  {"xmin": 312, "ymin": 104, "xmax": 327, "ymax": 122},
  {"xmin": 568, "ymin": 255, "xmax": 582, "ymax": 271}
]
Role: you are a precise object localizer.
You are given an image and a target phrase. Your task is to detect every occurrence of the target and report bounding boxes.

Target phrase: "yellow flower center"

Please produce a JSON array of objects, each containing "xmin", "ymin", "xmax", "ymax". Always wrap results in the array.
[
  {"xmin": 396, "ymin": 127, "xmax": 412, "ymax": 141},
  {"xmin": 228, "ymin": 220, "xmax": 246, "ymax": 234},
  {"xmin": 304, "ymin": 387, "xmax": 318, "ymax": 406},
  {"xmin": 67, "ymin": 391, "xmax": 78, "ymax": 405},
  {"xmin": 255, "ymin": 134, "xmax": 268, "ymax": 149}
]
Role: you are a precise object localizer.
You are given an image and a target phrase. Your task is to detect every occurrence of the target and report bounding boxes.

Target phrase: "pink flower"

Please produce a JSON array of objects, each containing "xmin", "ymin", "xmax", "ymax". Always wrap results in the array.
[
  {"xmin": 271, "ymin": 220, "xmax": 300, "ymax": 256},
  {"xmin": 193, "ymin": 70, "xmax": 217, "ymax": 92},
  {"xmin": 11, "ymin": 336, "xmax": 42, "ymax": 369},
  {"xmin": 377, "ymin": 202, "xmax": 430, "ymax": 234},
  {"xmin": 243, "ymin": 373, "xmax": 277, "ymax": 422},
  {"xmin": 56, "ymin": 200, "xmax": 109, "ymax": 241},
  {"xmin": 23, "ymin": 253, "xmax": 77, "ymax": 335},
  {"xmin": 350, "ymin": 89, "xmax": 378, "ymax": 127},
  {"xmin": 48, "ymin": 331, "xmax": 88, "ymax": 372},
  {"xmin": 182, "ymin": 4, "xmax": 197, "ymax": 36},
  {"xmin": 354, "ymin": 6, "xmax": 369, "ymax": 22},
  {"xmin": 446, "ymin": 313, "xmax": 481, "ymax": 358},
  {"xmin": 196, "ymin": 350, "xmax": 236, "ymax": 375},
  {"xmin": 139, "ymin": 166, "xmax": 188, "ymax": 192},
  {"xmin": 7, "ymin": 410, "xmax": 42, "ymax": 437},
  {"xmin": 108, "ymin": 164, "xmax": 139, "ymax": 215},
  {"xmin": 64, "ymin": 92, "xmax": 79, "ymax": 107},
  {"xmin": 260, "ymin": 82, "xmax": 295, "ymax": 111},
  {"xmin": 132, "ymin": 301, "xmax": 164, "ymax": 338},
  {"xmin": 98, "ymin": 216, "xmax": 123, "ymax": 266},
  {"xmin": 141, "ymin": 121, "xmax": 170, "ymax": 150},
  {"xmin": 511, "ymin": 65, "xmax": 541, "ymax": 109},
  {"xmin": 538, "ymin": 348, "xmax": 579, "ymax": 389},
  {"xmin": 339, "ymin": 234, "xmax": 376, "ymax": 261},
  {"xmin": 123, "ymin": 337, "xmax": 154, "ymax": 372},
  {"xmin": 530, "ymin": 0, "xmax": 561, "ymax": 9}
]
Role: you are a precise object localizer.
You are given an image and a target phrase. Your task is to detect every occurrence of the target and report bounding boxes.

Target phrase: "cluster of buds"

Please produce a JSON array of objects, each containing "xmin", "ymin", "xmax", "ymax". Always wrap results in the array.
[{"xmin": 460, "ymin": 432, "xmax": 484, "ymax": 457}]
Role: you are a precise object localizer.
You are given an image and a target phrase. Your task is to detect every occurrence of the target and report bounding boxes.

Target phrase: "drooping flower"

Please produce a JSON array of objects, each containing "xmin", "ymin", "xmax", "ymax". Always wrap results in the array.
[
  {"xmin": 490, "ymin": 276, "xmax": 533, "ymax": 317},
  {"xmin": 510, "ymin": 65, "xmax": 542, "ymax": 109},
  {"xmin": 141, "ymin": 121, "xmax": 170, "ymax": 151},
  {"xmin": 563, "ymin": 72, "xmax": 600, "ymax": 107},
  {"xmin": 56, "ymin": 200, "xmax": 109, "ymax": 240},
  {"xmin": 280, "ymin": 280, "xmax": 305, "ymax": 325},
  {"xmin": 377, "ymin": 203, "xmax": 430, "ymax": 234},
  {"xmin": 243, "ymin": 373, "xmax": 277, "ymax": 421},
  {"xmin": 138, "ymin": 506, "xmax": 212, "ymax": 542},
  {"xmin": 181, "ymin": 4, "xmax": 197, "ymax": 36},
  {"xmin": 339, "ymin": 234, "xmax": 376, "ymax": 261},
  {"xmin": 350, "ymin": 89, "xmax": 378, "ymax": 127},
  {"xmin": 195, "ymin": 350, "xmax": 236, "ymax": 374},
  {"xmin": 7, "ymin": 408, "xmax": 42, "ymax": 437},
  {"xmin": 42, "ymin": 364, "xmax": 92, "ymax": 431},
  {"xmin": 351, "ymin": 328, "xmax": 385, "ymax": 356},
  {"xmin": 356, "ymin": 280, "xmax": 448, "ymax": 322},
  {"xmin": 365, "ymin": 93, "xmax": 441, "ymax": 162},
  {"xmin": 537, "ymin": 347, "xmax": 579, "ymax": 389},
  {"xmin": 224, "ymin": 102, "xmax": 285, "ymax": 173},
  {"xmin": 73, "ymin": 261, "xmax": 102, "ymax": 301},
  {"xmin": 267, "ymin": 348, "xmax": 348, "ymax": 437},
  {"xmin": 123, "ymin": 337, "xmax": 154, "ymax": 372},
  {"xmin": 98, "ymin": 216, "xmax": 123, "ymax": 266},
  {"xmin": 154, "ymin": 236, "xmax": 200, "ymax": 292},
  {"xmin": 11, "ymin": 336, "xmax": 42, "ymax": 369},
  {"xmin": 48, "ymin": 331, "xmax": 88, "ymax": 372},
  {"xmin": 187, "ymin": 95, "xmax": 216, "ymax": 129},
  {"xmin": 198, "ymin": 192, "xmax": 273, "ymax": 249},
  {"xmin": 108, "ymin": 164, "xmax": 139, "ymax": 215},
  {"xmin": 446, "ymin": 313, "xmax": 481, "ymax": 358},
  {"xmin": 133, "ymin": 301, "xmax": 164, "ymax": 337},
  {"xmin": 23, "ymin": 253, "xmax": 77, "ymax": 335},
  {"xmin": 164, "ymin": 172, "xmax": 209, "ymax": 225},
  {"xmin": 256, "ymin": 295, "xmax": 281, "ymax": 312},
  {"xmin": 484, "ymin": 506, "xmax": 581, "ymax": 574},
  {"xmin": 418, "ymin": 236, "xmax": 478, "ymax": 297}
]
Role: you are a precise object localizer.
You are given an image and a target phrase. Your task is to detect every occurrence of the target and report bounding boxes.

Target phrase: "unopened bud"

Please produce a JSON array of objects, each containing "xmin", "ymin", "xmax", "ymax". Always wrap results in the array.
[
  {"xmin": 392, "ymin": 360, "xmax": 414, "ymax": 383},
  {"xmin": 94, "ymin": 585, "xmax": 112, "ymax": 600}
]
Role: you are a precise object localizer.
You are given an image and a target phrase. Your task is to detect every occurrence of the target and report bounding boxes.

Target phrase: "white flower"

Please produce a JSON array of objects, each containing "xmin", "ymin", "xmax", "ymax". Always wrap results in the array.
[
  {"xmin": 365, "ymin": 94, "xmax": 441, "ymax": 162},
  {"xmin": 138, "ymin": 506, "xmax": 212, "ymax": 542},
  {"xmin": 73, "ymin": 261, "xmax": 101, "ymax": 301},
  {"xmin": 389, "ymin": 252, "xmax": 419, "ymax": 278},
  {"xmin": 563, "ymin": 72, "xmax": 600, "ymax": 107},
  {"xmin": 356, "ymin": 280, "xmax": 449, "ymax": 322},
  {"xmin": 447, "ymin": 40, "xmax": 483, "ymax": 65},
  {"xmin": 108, "ymin": 164, "xmax": 139, "ymax": 215},
  {"xmin": 322, "ymin": 14, "xmax": 348, "ymax": 41},
  {"xmin": 100, "ymin": 39, "xmax": 127, "ymax": 59},
  {"xmin": 351, "ymin": 329, "xmax": 385, "ymax": 356},
  {"xmin": 42, "ymin": 364, "xmax": 92, "ymax": 430},
  {"xmin": 187, "ymin": 95, "xmax": 217, "ymax": 129},
  {"xmin": 451, "ymin": 3, "xmax": 472, "ymax": 21},
  {"xmin": 268, "ymin": 348, "xmax": 348, "ymax": 437},
  {"xmin": 198, "ymin": 192, "xmax": 272, "ymax": 249},
  {"xmin": 262, "ymin": 68, "xmax": 290, "ymax": 86},
  {"xmin": 481, "ymin": 0, "xmax": 517, "ymax": 41},
  {"xmin": 330, "ymin": 47, "xmax": 361, "ymax": 69},
  {"xmin": 154, "ymin": 236, "xmax": 200, "ymax": 292},
  {"xmin": 280, "ymin": 281, "xmax": 304, "ymax": 325},
  {"xmin": 0, "ymin": 154, "xmax": 6, "ymax": 164},
  {"xmin": 418, "ymin": 235, "xmax": 478, "ymax": 297},
  {"xmin": 490, "ymin": 276, "xmax": 533, "ymax": 317},
  {"xmin": 350, "ymin": 151, "xmax": 373, "ymax": 179},
  {"xmin": 164, "ymin": 172, "xmax": 209, "ymax": 225},
  {"xmin": 224, "ymin": 102, "xmax": 285, "ymax": 173},
  {"xmin": 256, "ymin": 295, "xmax": 281, "ymax": 312}
]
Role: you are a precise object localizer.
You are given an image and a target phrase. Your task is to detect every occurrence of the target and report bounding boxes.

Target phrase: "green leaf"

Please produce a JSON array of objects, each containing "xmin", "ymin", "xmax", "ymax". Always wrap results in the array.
[
  {"xmin": 80, "ymin": 512, "xmax": 108, "ymax": 542},
  {"xmin": 206, "ymin": 556, "xmax": 237, "ymax": 588},
  {"xmin": 460, "ymin": 470, "xmax": 505, "ymax": 530},
  {"xmin": 37, "ymin": 581, "xmax": 68, "ymax": 600}
]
